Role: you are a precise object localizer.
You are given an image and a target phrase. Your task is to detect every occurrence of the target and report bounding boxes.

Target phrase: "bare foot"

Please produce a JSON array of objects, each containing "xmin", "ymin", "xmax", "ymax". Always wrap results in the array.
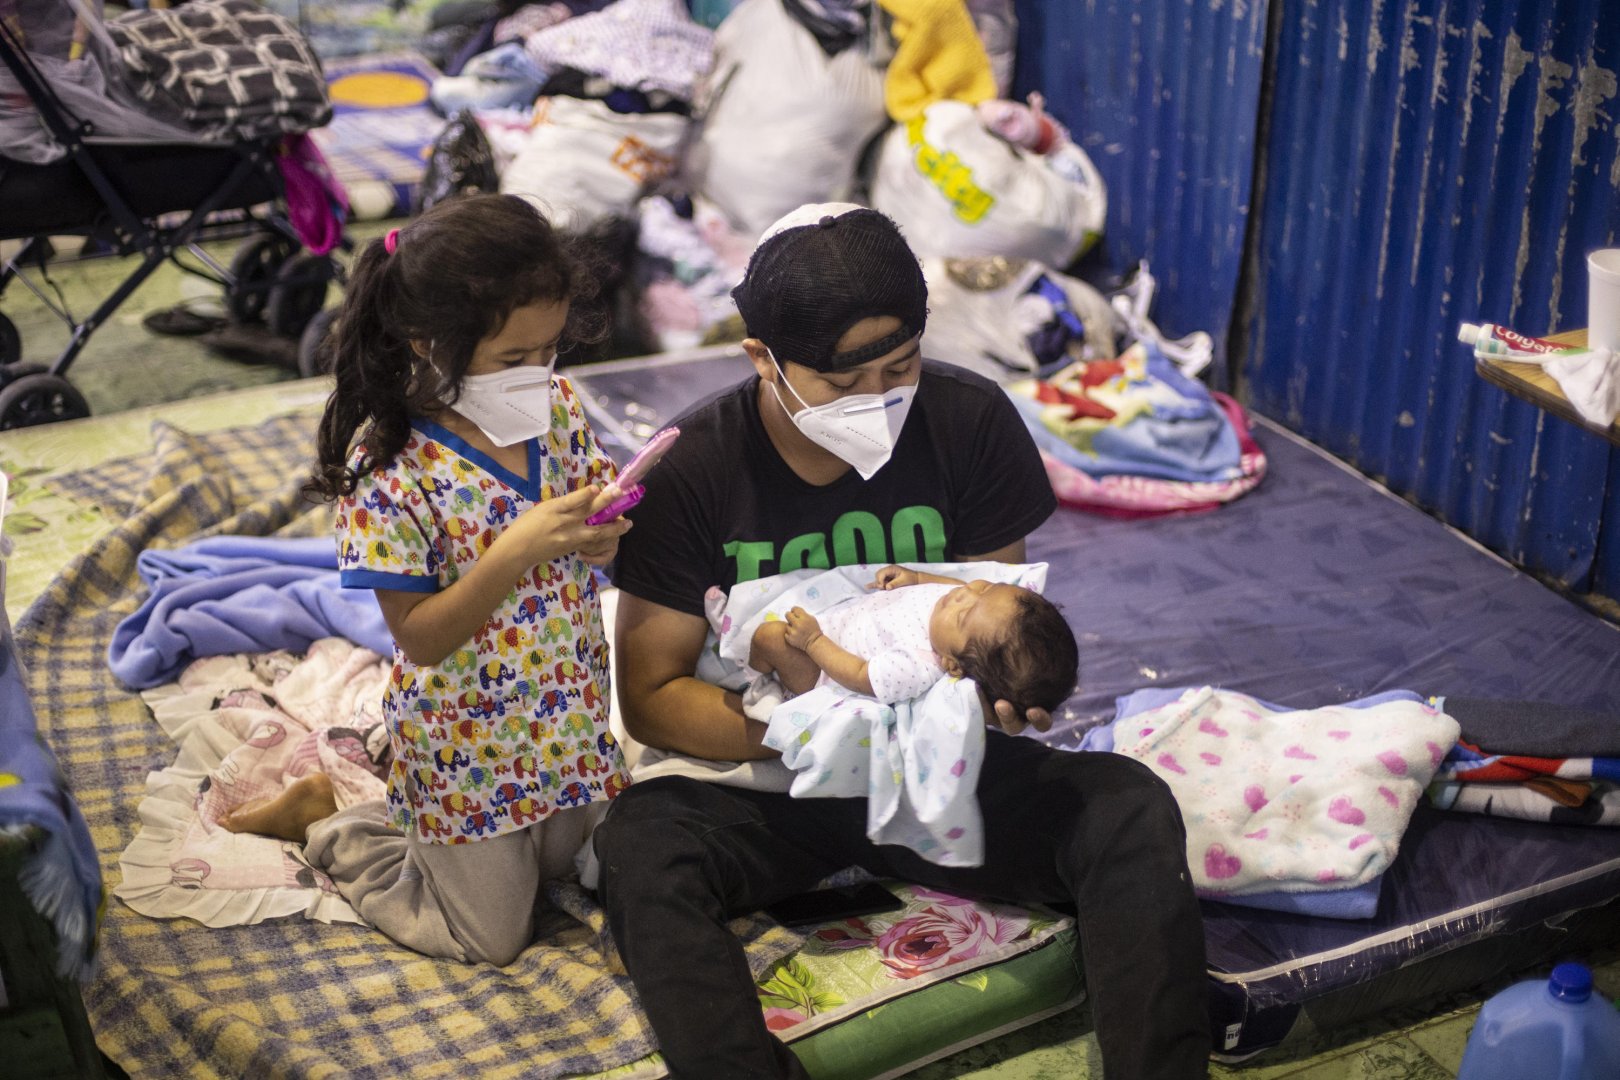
[{"xmin": 220, "ymin": 772, "xmax": 338, "ymax": 844}]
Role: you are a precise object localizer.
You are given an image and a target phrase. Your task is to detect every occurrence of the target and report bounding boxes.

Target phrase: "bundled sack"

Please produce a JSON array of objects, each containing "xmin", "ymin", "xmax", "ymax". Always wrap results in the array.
[
  {"xmin": 684, "ymin": 0, "xmax": 888, "ymax": 237},
  {"xmin": 500, "ymin": 95, "xmax": 687, "ymax": 232},
  {"xmin": 869, "ymin": 99, "xmax": 1105, "ymax": 266},
  {"xmin": 919, "ymin": 255, "xmax": 1119, "ymax": 383},
  {"xmin": 415, "ymin": 110, "xmax": 500, "ymax": 215},
  {"xmin": 67, "ymin": 0, "xmax": 331, "ymax": 140}
]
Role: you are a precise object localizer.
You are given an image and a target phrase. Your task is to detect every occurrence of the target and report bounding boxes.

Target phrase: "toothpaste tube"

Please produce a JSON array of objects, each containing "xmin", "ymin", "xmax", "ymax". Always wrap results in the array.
[{"xmin": 1458, "ymin": 322, "xmax": 1583, "ymax": 359}]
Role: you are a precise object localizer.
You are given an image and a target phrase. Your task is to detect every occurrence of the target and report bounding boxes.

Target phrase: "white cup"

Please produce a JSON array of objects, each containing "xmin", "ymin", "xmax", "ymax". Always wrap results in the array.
[{"xmin": 1587, "ymin": 249, "xmax": 1620, "ymax": 353}]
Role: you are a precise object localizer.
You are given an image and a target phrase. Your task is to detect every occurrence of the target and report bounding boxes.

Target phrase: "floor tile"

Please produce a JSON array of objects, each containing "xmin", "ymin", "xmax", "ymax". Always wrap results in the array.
[
  {"xmin": 904, "ymin": 1009, "xmax": 1102, "ymax": 1079},
  {"xmin": 1403, "ymin": 1011, "xmax": 1475, "ymax": 1075},
  {"xmin": 1285, "ymin": 1037, "xmax": 1451, "ymax": 1079}
]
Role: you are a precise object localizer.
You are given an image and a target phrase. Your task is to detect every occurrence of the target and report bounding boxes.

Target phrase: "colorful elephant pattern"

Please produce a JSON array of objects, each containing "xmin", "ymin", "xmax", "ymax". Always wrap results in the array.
[{"xmin": 335, "ymin": 377, "xmax": 632, "ymax": 844}]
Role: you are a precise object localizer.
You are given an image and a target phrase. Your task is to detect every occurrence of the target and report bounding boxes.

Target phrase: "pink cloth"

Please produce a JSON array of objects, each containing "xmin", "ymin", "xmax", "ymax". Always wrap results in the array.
[{"xmin": 276, "ymin": 133, "xmax": 350, "ymax": 256}]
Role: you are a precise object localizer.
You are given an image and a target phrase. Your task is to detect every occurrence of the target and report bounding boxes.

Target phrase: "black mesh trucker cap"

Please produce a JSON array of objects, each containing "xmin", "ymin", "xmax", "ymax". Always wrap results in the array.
[{"xmin": 731, "ymin": 203, "xmax": 929, "ymax": 371}]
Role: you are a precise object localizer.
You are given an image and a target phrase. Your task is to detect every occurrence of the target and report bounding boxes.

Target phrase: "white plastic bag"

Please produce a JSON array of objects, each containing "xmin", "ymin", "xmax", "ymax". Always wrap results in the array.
[
  {"xmin": 499, "ymin": 96, "xmax": 688, "ymax": 232},
  {"xmin": 1112, "ymin": 261, "xmax": 1215, "ymax": 378},
  {"xmin": 870, "ymin": 99, "xmax": 1106, "ymax": 266},
  {"xmin": 684, "ymin": 0, "xmax": 888, "ymax": 237},
  {"xmin": 920, "ymin": 257, "xmax": 1120, "ymax": 382}
]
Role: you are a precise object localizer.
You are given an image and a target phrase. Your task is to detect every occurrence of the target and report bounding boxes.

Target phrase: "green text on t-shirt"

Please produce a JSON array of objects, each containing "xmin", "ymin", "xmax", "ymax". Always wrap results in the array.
[{"xmin": 724, "ymin": 506, "xmax": 948, "ymax": 583}]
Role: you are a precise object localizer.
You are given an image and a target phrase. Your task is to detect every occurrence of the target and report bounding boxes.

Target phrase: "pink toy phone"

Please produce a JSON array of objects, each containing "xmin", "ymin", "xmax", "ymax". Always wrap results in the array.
[{"xmin": 586, "ymin": 426, "xmax": 679, "ymax": 525}]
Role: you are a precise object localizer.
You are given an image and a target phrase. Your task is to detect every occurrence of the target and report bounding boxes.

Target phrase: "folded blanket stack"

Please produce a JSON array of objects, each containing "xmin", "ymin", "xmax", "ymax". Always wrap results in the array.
[{"xmin": 1428, "ymin": 697, "xmax": 1620, "ymax": 827}]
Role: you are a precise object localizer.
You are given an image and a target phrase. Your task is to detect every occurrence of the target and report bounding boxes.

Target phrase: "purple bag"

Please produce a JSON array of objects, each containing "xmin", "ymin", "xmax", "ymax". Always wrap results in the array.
[{"xmin": 276, "ymin": 133, "xmax": 349, "ymax": 256}]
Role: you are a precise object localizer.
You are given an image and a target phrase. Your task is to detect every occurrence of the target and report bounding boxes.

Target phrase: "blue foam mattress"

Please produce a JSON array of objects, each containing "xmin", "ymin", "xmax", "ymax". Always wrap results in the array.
[{"xmin": 567, "ymin": 346, "xmax": 1620, "ymax": 1061}]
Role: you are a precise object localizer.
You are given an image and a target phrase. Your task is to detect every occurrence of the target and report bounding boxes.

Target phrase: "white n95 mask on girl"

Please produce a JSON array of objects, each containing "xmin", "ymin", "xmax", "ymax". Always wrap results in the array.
[
  {"xmin": 453, "ymin": 364, "xmax": 555, "ymax": 447},
  {"xmin": 768, "ymin": 352, "xmax": 917, "ymax": 479}
]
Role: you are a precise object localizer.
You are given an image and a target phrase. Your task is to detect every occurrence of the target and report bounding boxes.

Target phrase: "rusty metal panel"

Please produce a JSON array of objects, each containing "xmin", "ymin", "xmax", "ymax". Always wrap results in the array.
[
  {"xmin": 1012, "ymin": 0, "xmax": 1270, "ymax": 384},
  {"xmin": 1236, "ymin": 0, "xmax": 1620, "ymax": 596}
]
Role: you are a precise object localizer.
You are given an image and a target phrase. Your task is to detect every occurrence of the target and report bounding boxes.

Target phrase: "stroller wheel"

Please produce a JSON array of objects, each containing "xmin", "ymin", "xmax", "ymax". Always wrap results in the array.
[
  {"xmin": 0, "ymin": 372, "xmax": 91, "ymax": 430},
  {"xmin": 297, "ymin": 307, "xmax": 340, "ymax": 379},
  {"xmin": 227, "ymin": 234, "xmax": 298, "ymax": 324},
  {"xmin": 0, "ymin": 362, "xmax": 48, "ymax": 386},
  {"xmin": 267, "ymin": 253, "xmax": 334, "ymax": 339}
]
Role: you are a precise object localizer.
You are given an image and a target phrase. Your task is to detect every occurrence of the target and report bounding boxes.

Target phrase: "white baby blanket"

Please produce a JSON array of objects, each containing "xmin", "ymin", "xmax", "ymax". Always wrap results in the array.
[
  {"xmin": 712, "ymin": 562, "xmax": 1049, "ymax": 867},
  {"xmin": 1113, "ymin": 687, "xmax": 1459, "ymax": 895}
]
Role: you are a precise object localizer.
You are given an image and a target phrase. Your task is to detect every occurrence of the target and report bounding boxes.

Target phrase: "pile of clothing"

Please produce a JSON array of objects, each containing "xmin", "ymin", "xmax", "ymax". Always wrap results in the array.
[
  {"xmin": 394, "ymin": 0, "xmax": 1260, "ymax": 515},
  {"xmin": 410, "ymin": 0, "xmax": 1116, "ymax": 356},
  {"xmin": 1428, "ymin": 698, "xmax": 1620, "ymax": 827}
]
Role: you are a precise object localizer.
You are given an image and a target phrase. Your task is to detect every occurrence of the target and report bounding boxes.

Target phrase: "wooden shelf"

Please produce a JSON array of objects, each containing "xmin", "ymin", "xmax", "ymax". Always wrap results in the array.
[{"xmin": 1473, "ymin": 328, "xmax": 1620, "ymax": 446}]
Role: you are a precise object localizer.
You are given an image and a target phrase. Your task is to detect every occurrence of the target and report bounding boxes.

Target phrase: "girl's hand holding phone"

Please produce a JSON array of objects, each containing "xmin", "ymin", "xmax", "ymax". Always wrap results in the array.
[
  {"xmin": 585, "ymin": 427, "xmax": 680, "ymax": 526},
  {"xmin": 505, "ymin": 484, "xmax": 631, "ymax": 568}
]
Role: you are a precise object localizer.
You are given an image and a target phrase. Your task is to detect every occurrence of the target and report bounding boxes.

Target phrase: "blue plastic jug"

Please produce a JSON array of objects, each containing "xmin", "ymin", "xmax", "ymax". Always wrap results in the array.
[{"xmin": 1456, "ymin": 962, "xmax": 1620, "ymax": 1080}]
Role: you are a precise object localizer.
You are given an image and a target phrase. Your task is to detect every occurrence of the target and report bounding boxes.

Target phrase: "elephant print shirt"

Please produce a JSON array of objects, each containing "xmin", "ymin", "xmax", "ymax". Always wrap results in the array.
[{"xmin": 335, "ymin": 376, "xmax": 632, "ymax": 844}]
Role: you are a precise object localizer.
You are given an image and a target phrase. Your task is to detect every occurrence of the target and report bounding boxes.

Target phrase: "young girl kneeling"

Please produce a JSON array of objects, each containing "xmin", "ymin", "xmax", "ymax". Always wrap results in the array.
[{"xmin": 225, "ymin": 194, "xmax": 633, "ymax": 966}]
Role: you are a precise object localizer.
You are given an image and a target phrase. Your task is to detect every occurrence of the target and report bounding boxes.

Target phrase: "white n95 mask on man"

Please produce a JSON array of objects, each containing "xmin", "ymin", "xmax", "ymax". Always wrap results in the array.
[
  {"xmin": 768, "ymin": 352, "xmax": 916, "ymax": 479},
  {"xmin": 453, "ymin": 364, "xmax": 555, "ymax": 447}
]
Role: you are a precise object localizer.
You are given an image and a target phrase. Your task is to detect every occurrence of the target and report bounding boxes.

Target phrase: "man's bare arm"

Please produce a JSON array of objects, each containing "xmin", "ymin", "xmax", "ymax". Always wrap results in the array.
[{"xmin": 613, "ymin": 591, "xmax": 780, "ymax": 760}]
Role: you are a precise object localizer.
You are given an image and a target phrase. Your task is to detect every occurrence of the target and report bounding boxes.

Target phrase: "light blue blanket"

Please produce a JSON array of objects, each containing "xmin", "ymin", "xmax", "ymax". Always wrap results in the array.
[
  {"xmin": 108, "ymin": 536, "xmax": 393, "ymax": 689},
  {"xmin": 1008, "ymin": 340, "xmax": 1244, "ymax": 483},
  {"xmin": 1, "ymin": 606, "xmax": 101, "ymax": 979}
]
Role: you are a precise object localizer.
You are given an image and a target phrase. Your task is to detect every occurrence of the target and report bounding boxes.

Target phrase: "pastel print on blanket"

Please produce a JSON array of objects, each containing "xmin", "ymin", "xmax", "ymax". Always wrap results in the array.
[
  {"xmin": 116, "ymin": 638, "xmax": 391, "ymax": 927},
  {"xmin": 1114, "ymin": 687, "xmax": 1459, "ymax": 896},
  {"xmin": 711, "ymin": 562, "xmax": 1048, "ymax": 868}
]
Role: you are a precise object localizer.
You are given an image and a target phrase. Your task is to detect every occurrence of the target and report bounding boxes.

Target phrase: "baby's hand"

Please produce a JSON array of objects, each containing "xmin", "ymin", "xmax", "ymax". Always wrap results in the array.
[
  {"xmin": 783, "ymin": 607, "xmax": 822, "ymax": 650},
  {"xmin": 869, "ymin": 564, "xmax": 917, "ymax": 590}
]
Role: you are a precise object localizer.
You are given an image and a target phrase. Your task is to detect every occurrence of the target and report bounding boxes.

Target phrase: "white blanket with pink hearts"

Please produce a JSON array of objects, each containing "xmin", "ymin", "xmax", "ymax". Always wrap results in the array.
[{"xmin": 1112, "ymin": 687, "xmax": 1459, "ymax": 896}]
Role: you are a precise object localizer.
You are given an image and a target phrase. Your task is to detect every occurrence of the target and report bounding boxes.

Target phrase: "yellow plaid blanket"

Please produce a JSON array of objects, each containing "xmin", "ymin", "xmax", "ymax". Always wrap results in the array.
[{"xmin": 18, "ymin": 414, "xmax": 802, "ymax": 1079}]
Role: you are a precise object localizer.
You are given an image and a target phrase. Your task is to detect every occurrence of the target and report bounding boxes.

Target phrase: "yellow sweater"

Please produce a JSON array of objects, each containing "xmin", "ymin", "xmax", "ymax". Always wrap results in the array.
[{"xmin": 876, "ymin": 0, "xmax": 997, "ymax": 121}]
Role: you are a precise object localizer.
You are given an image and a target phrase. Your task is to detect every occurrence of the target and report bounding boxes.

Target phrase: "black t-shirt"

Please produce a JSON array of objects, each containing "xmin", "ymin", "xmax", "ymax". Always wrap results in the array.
[{"xmin": 612, "ymin": 361, "xmax": 1057, "ymax": 617}]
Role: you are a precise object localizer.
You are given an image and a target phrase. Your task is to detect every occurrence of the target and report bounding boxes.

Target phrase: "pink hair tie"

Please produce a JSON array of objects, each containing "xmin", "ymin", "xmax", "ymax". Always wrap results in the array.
[{"xmin": 384, "ymin": 228, "xmax": 400, "ymax": 254}]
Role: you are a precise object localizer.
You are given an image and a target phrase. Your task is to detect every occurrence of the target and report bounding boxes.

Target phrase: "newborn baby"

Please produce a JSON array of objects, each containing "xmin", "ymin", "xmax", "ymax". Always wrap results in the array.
[{"xmin": 749, "ymin": 563, "xmax": 1079, "ymax": 715}]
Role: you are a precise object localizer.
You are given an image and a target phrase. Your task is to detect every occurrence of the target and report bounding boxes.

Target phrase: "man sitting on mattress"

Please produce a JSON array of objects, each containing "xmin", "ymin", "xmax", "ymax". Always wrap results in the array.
[{"xmin": 597, "ymin": 203, "xmax": 1212, "ymax": 1080}]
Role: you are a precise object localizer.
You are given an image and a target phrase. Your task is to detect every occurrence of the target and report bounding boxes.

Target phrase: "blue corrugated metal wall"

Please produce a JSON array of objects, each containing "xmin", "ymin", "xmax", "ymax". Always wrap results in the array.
[
  {"xmin": 1011, "ymin": 0, "xmax": 1269, "ymax": 389},
  {"xmin": 1018, "ymin": 0, "xmax": 1620, "ymax": 603},
  {"xmin": 1239, "ymin": 0, "xmax": 1620, "ymax": 596}
]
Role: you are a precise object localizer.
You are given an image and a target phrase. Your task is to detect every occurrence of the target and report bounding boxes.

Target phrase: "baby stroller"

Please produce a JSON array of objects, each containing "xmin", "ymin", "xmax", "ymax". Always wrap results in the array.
[{"xmin": 0, "ymin": 0, "xmax": 347, "ymax": 430}]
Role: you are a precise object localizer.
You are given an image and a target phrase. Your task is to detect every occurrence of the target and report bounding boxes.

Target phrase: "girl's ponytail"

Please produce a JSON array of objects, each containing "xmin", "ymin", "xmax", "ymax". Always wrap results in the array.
[{"xmin": 308, "ymin": 236, "xmax": 422, "ymax": 499}]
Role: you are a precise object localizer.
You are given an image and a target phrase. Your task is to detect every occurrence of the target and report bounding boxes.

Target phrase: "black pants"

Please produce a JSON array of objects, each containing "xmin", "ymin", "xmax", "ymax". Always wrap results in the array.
[{"xmin": 593, "ymin": 731, "xmax": 1211, "ymax": 1079}]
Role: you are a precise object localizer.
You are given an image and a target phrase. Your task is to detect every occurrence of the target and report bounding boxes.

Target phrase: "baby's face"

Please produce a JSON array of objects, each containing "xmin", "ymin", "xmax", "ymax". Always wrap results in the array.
[{"xmin": 928, "ymin": 581, "xmax": 1024, "ymax": 663}]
